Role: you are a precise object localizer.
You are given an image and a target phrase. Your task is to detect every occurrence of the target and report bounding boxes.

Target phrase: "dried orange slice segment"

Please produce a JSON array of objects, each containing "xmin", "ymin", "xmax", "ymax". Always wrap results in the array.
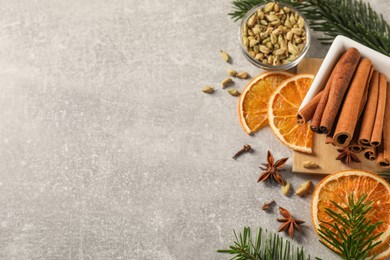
[
  {"xmin": 238, "ymin": 71, "xmax": 293, "ymax": 135},
  {"xmin": 268, "ymin": 74, "xmax": 314, "ymax": 153},
  {"xmin": 312, "ymin": 170, "xmax": 390, "ymax": 259}
]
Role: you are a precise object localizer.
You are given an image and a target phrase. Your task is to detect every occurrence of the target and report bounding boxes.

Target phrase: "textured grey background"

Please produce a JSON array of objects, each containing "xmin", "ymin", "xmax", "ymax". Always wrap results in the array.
[{"xmin": 0, "ymin": 0, "xmax": 389, "ymax": 259}]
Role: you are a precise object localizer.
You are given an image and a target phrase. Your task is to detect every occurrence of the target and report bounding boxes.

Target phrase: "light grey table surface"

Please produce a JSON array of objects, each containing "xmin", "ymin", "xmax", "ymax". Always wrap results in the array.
[{"xmin": 0, "ymin": 1, "xmax": 389, "ymax": 259}]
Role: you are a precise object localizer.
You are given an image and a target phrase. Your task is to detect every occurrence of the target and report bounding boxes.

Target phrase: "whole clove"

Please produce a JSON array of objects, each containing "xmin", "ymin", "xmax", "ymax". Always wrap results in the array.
[
  {"xmin": 233, "ymin": 144, "xmax": 252, "ymax": 159},
  {"xmin": 262, "ymin": 200, "xmax": 275, "ymax": 211}
]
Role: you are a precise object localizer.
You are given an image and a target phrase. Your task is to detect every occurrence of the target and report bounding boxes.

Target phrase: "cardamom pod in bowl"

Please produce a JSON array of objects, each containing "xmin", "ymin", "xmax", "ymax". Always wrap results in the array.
[{"xmin": 239, "ymin": 2, "xmax": 311, "ymax": 70}]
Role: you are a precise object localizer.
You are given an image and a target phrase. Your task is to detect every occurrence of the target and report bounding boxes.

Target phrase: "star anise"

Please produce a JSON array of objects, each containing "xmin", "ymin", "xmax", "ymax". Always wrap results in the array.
[
  {"xmin": 277, "ymin": 207, "xmax": 305, "ymax": 239},
  {"xmin": 258, "ymin": 151, "xmax": 288, "ymax": 186},
  {"xmin": 336, "ymin": 148, "xmax": 361, "ymax": 165}
]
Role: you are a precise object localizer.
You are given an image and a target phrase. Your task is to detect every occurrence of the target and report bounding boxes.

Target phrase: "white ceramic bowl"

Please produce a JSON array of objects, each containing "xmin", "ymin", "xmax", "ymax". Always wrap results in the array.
[{"xmin": 299, "ymin": 35, "xmax": 390, "ymax": 110}]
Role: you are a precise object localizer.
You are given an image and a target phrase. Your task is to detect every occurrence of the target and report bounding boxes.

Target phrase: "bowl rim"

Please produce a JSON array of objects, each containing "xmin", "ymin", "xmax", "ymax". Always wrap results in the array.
[{"xmin": 239, "ymin": 2, "xmax": 311, "ymax": 70}]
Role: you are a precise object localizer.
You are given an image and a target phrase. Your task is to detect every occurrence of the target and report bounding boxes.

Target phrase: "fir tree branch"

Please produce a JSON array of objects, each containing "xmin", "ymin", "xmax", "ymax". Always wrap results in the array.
[
  {"xmin": 218, "ymin": 226, "xmax": 319, "ymax": 260},
  {"xmin": 229, "ymin": 0, "xmax": 390, "ymax": 56},
  {"xmin": 318, "ymin": 193, "xmax": 383, "ymax": 260}
]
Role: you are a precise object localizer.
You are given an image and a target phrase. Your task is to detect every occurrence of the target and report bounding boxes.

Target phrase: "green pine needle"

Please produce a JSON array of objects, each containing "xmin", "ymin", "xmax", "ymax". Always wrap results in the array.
[
  {"xmin": 229, "ymin": 0, "xmax": 390, "ymax": 56},
  {"xmin": 218, "ymin": 226, "xmax": 319, "ymax": 259},
  {"xmin": 318, "ymin": 193, "xmax": 383, "ymax": 260}
]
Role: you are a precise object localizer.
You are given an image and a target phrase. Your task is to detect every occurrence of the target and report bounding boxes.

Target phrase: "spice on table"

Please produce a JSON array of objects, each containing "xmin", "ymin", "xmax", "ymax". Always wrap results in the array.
[
  {"xmin": 302, "ymin": 161, "xmax": 319, "ymax": 169},
  {"xmin": 237, "ymin": 72, "xmax": 249, "ymax": 79},
  {"xmin": 221, "ymin": 78, "xmax": 233, "ymax": 88},
  {"xmin": 228, "ymin": 88, "xmax": 240, "ymax": 96},
  {"xmin": 232, "ymin": 144, "xmax": 252, "ymax": 160},
  {"xmin": 336, "ymin": 148, "xmax": 361, "ymax": 165},
  {"xmin": 258, "ymin": 151, "xmax": 288, "ymax": 186},
  {"xmin": 277, "ymin": 207, "xmax": 304, "ymax": 239},
  {"xmin": 202, "ymin": 86, "xmax": 215, "ymax": 94},
  {"xmin": 227, "ymin": 69, "xmax": 237, "ymax": 77},
  {"xmin": 220, "ymin": 50, "xmax": 231, "ymax": 63},
  {"xmin": 295, "ymin": 180, "xmax": 312, "ymax": 197},
  {"xmin": 261, "ymin": 200, "xmax": 275, "ymax": 211},
  {"xmin": 281, "ymin": 182, "xmax": 291, "ymax": 196}
]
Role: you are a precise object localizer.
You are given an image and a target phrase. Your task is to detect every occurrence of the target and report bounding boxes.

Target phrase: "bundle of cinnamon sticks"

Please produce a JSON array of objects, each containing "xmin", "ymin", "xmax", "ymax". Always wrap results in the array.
[{"xmin": 297, "ymin": 48, "xmax": 390, "ymax": 168}]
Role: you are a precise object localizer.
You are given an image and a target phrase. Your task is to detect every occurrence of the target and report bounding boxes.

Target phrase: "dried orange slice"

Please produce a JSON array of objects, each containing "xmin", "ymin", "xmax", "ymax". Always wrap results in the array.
[
  {"xmin": 311, "ymin": 170, "xmax": 390, "ymax": 259},
  {"xmin": 268, "ymin": 74, "xmax": 314, "ymax": 153},
  {"xmin": 238, "ymin": 71, "xmax": 293, "ymax": 135}
]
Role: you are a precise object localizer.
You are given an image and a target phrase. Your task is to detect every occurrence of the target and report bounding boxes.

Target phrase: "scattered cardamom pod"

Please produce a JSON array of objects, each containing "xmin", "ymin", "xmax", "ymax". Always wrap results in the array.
[
  {"xmin": 281, "ymin": 182, "xmax": 291, "ymax": 196},
  {"xmin": 295, "ymin": 180, "xmax": 312, "ymax": 197},
  {"xmin": 220, "ymin": 50, "xmax": 231, "ymax": 63},
  {"xmin": 237, "ymin": 72, "xmax": 249, "ymax": 79},
  {"xmin": 227, "ymin": 69, "xmax": 237, "ymax": 77},
  {"xmin": 228, "ymin": 88, "xmax": 240, "ymax": 96},
  {"xmin": 202, "ymin": 86, "xmax": 214, "ymax": 94},
  {"xmin": 221, "ymin": 78, "xmax": 233, "ymax": 88},
  {"xmin": 303, "ymin": 161, "xmax": 320, "ymax": 169}
]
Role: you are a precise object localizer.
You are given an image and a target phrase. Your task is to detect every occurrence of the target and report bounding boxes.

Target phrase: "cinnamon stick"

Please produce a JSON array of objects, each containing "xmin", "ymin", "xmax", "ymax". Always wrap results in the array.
[
  {"xmin": 347, "ymin": 118, "xmax": 363, "ymax": 153},
  {"xmin": 310, "ymin": 74, "xmax": 333, "ymax": 133},
  {"xmin": 377, "ymin": 143, "xmax": 388, "ymax": 168},
  {"xmin": 358, "ymin": 71, "xmax": 379, "ymax": 146},
  {"xmin": 377, "ymin": 83, "xmax": 390, "ymax": 168},
  {"xmin": 348, "ymin": 133, "xmax": 363, "ymax": 153},
  {"xmin": 333, "ymin": 58, "xmax": 373, "ymax": 147},
  {"xmin": 348, "ymin": 143, "xmax": 363, "ymax": 153},
  {"xmin": 325, "ymin": 120, "xmax": 336, "ymax": 145},
  {"xmin": 297, "ymin": 91, "xmax": 323, "ymax": 125},
  {"xmin": 318, "ymin": 48, "xmax": 361, "ymax": 134},
  {"xmin": 370, "ymin": 73, "xmax": 387, "ymax": 147},
  {"xmin": 364, "ymin": 147, "xmax": 376, "ymax": 161}
]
